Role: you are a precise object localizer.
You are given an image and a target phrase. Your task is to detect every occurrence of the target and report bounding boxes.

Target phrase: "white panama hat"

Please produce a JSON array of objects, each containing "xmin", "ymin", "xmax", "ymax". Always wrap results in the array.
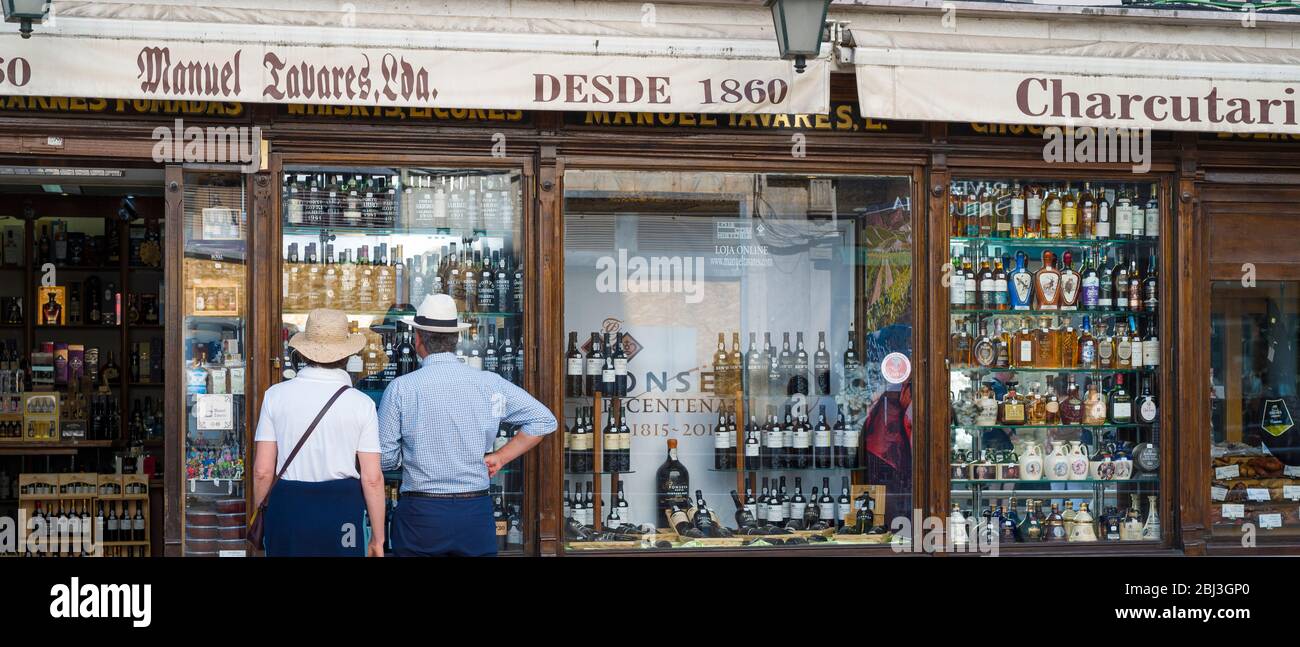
[{"xmin": 401, "ymin": 294, "xmax": 472, "ymax": 333}]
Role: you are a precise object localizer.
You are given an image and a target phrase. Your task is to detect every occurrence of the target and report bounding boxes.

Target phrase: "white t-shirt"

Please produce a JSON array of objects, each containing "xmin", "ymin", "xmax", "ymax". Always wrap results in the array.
[{"xmin": 254, "ymin": 366, "xmax": 380, "ymax": 482}]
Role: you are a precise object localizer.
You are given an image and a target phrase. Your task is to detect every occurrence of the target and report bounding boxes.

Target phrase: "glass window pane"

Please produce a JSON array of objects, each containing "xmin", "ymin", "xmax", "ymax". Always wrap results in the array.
[
  {"xmin": 1210, "ymin": 280, "xmax": 1300, "ymax": 538},
  {"xmin": 279, "ymin": 167, "xmax": 529, "ymax": 554},
  {"xmin": 181, "ymin": 171, "xmax": 250, "ymax": 557},
  {"xmin": 562, "ymin": 169, "xmax": 914, "ymax": 551},
  {"xmin": 947, "ymin": 179, "xmax": 1163, "ymax": 549}
]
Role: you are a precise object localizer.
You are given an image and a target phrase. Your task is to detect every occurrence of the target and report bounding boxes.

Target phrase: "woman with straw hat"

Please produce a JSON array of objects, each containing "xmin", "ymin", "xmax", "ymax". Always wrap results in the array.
[{"xmin": 252, "ymin": 308, "xmax": 386, "ymax": 557}]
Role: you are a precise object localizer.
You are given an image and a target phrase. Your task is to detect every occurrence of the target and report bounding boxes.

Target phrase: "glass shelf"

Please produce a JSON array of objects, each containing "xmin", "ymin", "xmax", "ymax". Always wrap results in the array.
[
  {"xmin": 951, "ymin": 367, "xmax": 1158, "ymax": 375},
  {"xmin": 952, "ymin": 477, "xmax": 1158, "ymax": 485},
  {"xmin": 950, "ymin": 308, "xmax": 1156, "ymax": 317},
  {"xmin": 283, "ymin": 223, "xmax": 518, "ymax": 238},
  {"xmin": 951, "ymin": 236, "xmax": 1158, "ymax": 248},
  {"xmin": 952, "ymin": 424, "xmax": 1153, "ymax": 430},
  {"xmin": 564, "ymin": 470, "xmax": 636, "ymax": 476},
  {"xmin": 709, "ymin": 466, "xmax": 868, "ymax": 473}
]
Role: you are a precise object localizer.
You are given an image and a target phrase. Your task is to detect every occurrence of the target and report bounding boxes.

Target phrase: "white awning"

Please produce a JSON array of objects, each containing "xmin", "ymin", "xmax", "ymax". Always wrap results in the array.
[
  {"xmin": 0, "ymin": 2, "xmax": 829, "ymax": 114},
  {"xmin": 854, "ymin": 25, "xmax": 1300, "ymax": 133}
]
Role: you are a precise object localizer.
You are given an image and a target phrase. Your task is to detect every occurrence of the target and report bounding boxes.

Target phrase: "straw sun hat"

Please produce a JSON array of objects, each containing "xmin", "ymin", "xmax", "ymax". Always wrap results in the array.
[{"xmin": 288, "ymin": 308, "xmax": 367, "ymax": 364}]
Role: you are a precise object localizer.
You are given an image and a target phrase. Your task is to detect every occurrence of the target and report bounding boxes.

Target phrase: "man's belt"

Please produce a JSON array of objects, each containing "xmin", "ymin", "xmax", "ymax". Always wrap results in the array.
[{"xmin": 403, "ymin": 489, "xmax": 490, "ymax": 499}]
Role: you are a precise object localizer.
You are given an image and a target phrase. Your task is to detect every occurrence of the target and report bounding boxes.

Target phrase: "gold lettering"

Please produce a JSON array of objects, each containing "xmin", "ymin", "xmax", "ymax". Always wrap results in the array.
[
  {"xmin": 793, "ymin": 114, "xmax": 813, "ymax": 129},
  {"xmin": 814, "ymin": 113, "xmax": 830, "ymax": 129},
  {"xmin": 613, "ymin": 112, "xmax": 633, "ymax": 125},
  {"xmin": 699, "ymin": 114, "xmax": 717, "ymax": 126}
]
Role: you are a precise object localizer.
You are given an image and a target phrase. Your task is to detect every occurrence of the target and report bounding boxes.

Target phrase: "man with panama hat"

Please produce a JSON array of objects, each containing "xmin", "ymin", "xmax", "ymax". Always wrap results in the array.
[
  {"xmin": 379, "ymin": 293, "xmax": 556, "ymax": 556},
  {"xmin": 253, "ymin": 308, "xmax": 387, "ymax": 557}
]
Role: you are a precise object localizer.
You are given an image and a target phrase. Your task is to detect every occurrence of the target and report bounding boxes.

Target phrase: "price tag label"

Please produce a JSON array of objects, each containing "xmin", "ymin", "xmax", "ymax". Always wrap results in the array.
[
  {"xmin": 1259, "ymin": 513, "xmax": 1283, "ymax": 529},
  {"xmin": 1285, "ymin": 465, "xmax": 1300, "ymax": 478},
  {"xmin": 1283, "ymin": 486, "xmax": 1300, "ymax": 501},
  {"xmin": 1221, "ymin": 503, "xmax": 1245, "ymax": 519},
  {"xmin": 1247, "ymin": 488, "xmax": 1271, "ymax": 502},
  {"xmin": 1210, "ymin": 486, "xmax": 1228, "ymax": 502},
  {"xmin": 1215, "ymin": 464, "xmax": 1240, "ymax": 480}
]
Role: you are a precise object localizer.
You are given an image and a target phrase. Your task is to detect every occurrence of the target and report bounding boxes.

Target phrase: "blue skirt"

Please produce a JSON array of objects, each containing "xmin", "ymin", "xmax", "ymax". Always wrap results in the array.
[{"xmin": 264, "ymin": 478, "xmax": 366, "ymax": 557}]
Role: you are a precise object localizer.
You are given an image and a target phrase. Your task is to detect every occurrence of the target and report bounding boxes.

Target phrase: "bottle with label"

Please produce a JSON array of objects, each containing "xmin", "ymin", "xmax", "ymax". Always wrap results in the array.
[
  {"xmin": 1084, "ymin": 376, "xmax": 1108, "ymax": 425},
  {"xmin": 994, "ymin": 255, "xmax": 1009, "ymax": 311},
  {"xmin": 1043, "ymin": 184, "xmax": 1064, "ymax": 239},
  {"xmin": 1141, "ymin": 495, "xmax": 1160, "ymax": 540},
  {"xmin": 950, "ymin": 320, "xmax": 973, "ymax": 368},
  {"xmin": 712, "ymin": 332, "xmax": 730, "ymax": 395},
  {"xmin": 1024, "ymin": 183, "xmax": 1043, "ymax": 238},
  {"xmin": 1144, "ymin": 183, "xmax": 1160, "ymax": 238},
  {"xmin": 1033, "ymin": 317, "xmax": 1058, "ymax": 368},
  {"xmin": 1114, "ymin": 186, "xmax": 1132, "ymax": 238},
  {"xmin": 1128, "ymin": 184, "xmax": 1146, "ymax": 238},
  {"xmin": 1034, "ymin": 251, "xmax": 1061, "ymax": 310},
  {"xmin": 1136, "ymin": 377, "xmax": 1158, "ymax": 424},
  {"xmin": 745, "ymin": 332, "xmax": 768, "ymax": 398},
  {"xmin": 998, "ymin": 381, "xmax": 1027, "ymax": 425},
  {"xmin": 1058, "ymin": 251, "xmax": 1080, "ymax": 310},
  {"xmin": 585, "ymin": 332, "xmax": 603, "ymax": 396},
  {"xmin": 1061, "ymin": 182, "xmax": 1079, "ymax": 238},
  {"xmin": 814, "ymin": 331, "xmax": 832, "ymax": 395},
  {"xmin": 978, "ymin": 254, "xmax": 996, "ymax": 310},
  {"xmin": 1121, "ymin": 494, "xmax": 1143, "ymax": 541},
  {"xmin": 1079, "ymin": 182, "xmax": 1096, "ymax": 239},
  {"xmin": 565, "ymin": 331, "xmax": 584, "ymax": 397},
  {"xmin": 973, "ymin": 321, "xmax": 996, "ymax": 368},
  {"xmin": 1108, "ymin": 374, "xmax": 1133, "ymax": 424},
  {"xmin": 1004, "ymin": 181, "xmax": 1021, "ymax": 238},
  {"xmin": 1012, "ymin": 317, "xmax": 1035, "ymax": 368}
]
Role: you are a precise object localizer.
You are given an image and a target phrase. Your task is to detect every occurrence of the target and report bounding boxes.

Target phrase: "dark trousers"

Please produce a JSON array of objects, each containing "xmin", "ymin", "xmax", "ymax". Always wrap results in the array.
[
  {"xmin": 265, "ymin": 478, "xmax": 366, "ymax": 557},
  {"xmin": 392, "ymin": 495, "xmax": 497, "ymax": 557}
]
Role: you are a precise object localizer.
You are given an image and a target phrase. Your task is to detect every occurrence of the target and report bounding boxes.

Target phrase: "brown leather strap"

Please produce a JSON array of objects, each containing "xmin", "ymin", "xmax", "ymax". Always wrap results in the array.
[{"xmin": 270, "ymin": 385, "xmax": 350, "ymax": 488}]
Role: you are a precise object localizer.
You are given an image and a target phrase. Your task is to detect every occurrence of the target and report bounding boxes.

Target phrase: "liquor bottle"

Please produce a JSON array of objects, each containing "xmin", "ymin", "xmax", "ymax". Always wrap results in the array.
[
  {"xmin": 1025, "ymin": 183, "xmax": 1043, "ymax": 238},
  {"xmin": 977, "ymin": 254, "xmax": 996, "ymax": 310},
  {"xmin": 585, "ymin": 332, "xmax": 603, "ymax": 395},
  {"xmin": 1142, "ymin": 317, "xmax": 1160, "ymax": 368},
  {"xmin": 791, "ymin": 409, "xmax": 810, "ymax": 469},
  {"xmin": 1034, "ymin": 250, "xmax": 1061, "ymax": 310},
  {"xmin": 611, "ymin": 331, "xmax": 629, "ymax": 397},
  {"xmin": 762, "ymin": 332, "xmax": 782, "ymax": 397},
  {"xmin": 1125, "ymin": 256, "xmax": 1142, "ymax": 312},
  {"xmin": 616, "ymin": 482, "xmax": 631, "ymax": 525},
  {"xmin": 743, "ymin": 415, "xmax": 761, "ymax": 470},
  {"xmin": 1043, "ymin": 378, "xmax": 1061, "ymax": 424},
  {"xmin": 950, "ymin": 319, "xmax": 973, "ymax": 368},
  {"xmin": 1008, "ymin": 251, "xmax": 1032, "ymax": 310},
  {"xmin": 1110, "ymin": 251, "xmax": 1129, "ymax": 312},
  {"xmin": 1108, "ymin": 374, "xmax": 1133, "ymax": 424},
  {"xmin": 949, "ymin": 253, "xmax": 966, "ymax": 308},
  {"xmin": 962, "ymin": 255, "xmax": 977, "ymax": 308},
  {"xmin": 1060, "ymin": 375, "xmax": 1084, "ymax": 424},
  {"xmin": 1043, "ymin": 184, "xmax": 1064, "ymax": 239},
  {"xmin": 994, "ymin": 255, "xmax": 1009, "ymax": 311},
  {"xmin": 818, "ymin": 478, "xmax": 836, "ymax": 527},
  {"xmin": 744, "ymin": 332, "xmax": 768, "ymax": 398},
  {"xmin": 1136, "ymin": 377, "xmax": 1158, "ymax": 424},
  {"xmin": 511, "ymin": 254, "xmax": 524, "ymax": 314},
  {"xmin": 1143, "ymin": 254, "xmax": 1159, "ymax": 313},
  {"xmin": 973, "ymin": 321, "xmax": 996, "ymax": 368},
  {"xmin": 1083, "ymin": 376, "xmax": 1107, "ymax": 425},
  {"xmin": 712, "ymin": 332, "xmax": 730, "ymax": 395},
  {"xmin": 1079, "ymin": 249, "xmax": 1100, "ymax": 309},
  {"xmin": 790, "ymin": 332, "xmax": 810, "ymax": 396},
  {"xmin": 993, "ymin": 183, "xmax": 1012, "ymax": 238},
  {"xmin": 1103, "ymin": 506, "xmax": 1122, "ymax": 541},
  {"xmin": 1127, "ymin": 184, "xmax": 1146, "ymax": 238},
  {"xmin": 599, "ymin": 333, "xmax": 617, "ymax": 395},
  {"xmin": 978, "ymin": 183, "xmax": 995, "ymax": 237},
  {"xmin": 1061, "ymin": 182, "xmax": 1079, "ymax": 238},
  {"xmin": 1077, "ymin": 316, "xmax": 1097, "ymax": 369},
  {"xmin": 1095, "ymin": 186, "xmax": 1112, "ymax": 238},
  {"xmin": 1011, "ymin": 317, "xmax": 1034, "ymax": 368},
  {"xmin": 814, "ymin": 331, "xmax": 832, "ymax": 395},
  {"xmin": 1009, "ymin": 181, "xmax": 1025, "ymax": 238},
  {"xmin": 993, "ymin": 319, "xmax": 1010, "ymax": 368},
  {"xmin": 1096, "ymin": 321, "xmax": 1115, "ymax": 368},
  {"xmin": 1044, "ymin": 503, "xmax": 1067, "ymax": 541},
  {"xmin": 1033, "ymin": 317, "xmax": 1058, "ymax": 368},
  {"xmin": 712, "ymin": 410, "xmax": 729, "ymax": 470},
  {"xmin": 786, "ymin": 478, "xmax": 808, "ymax": 529},
  {"xmin": 731, "ymin": 490, "xmax": 758, "ymax": 530},
  {"xmin": 1096, "ymin": 251, "xmax": 1114, "ymax": 310},
  {"xmin": 840, "ymin": 408, "xmax": 860, "ymax": 469},
  {"xmin": 726, "ymin": 332, "xmax": 743, "ymax": 397},
  {"xmin": 565, "ymin": 332, "xmax": 584, "ymax": 397},
  {"xmin": 1079, "ymin": 182, "xmax": 1096, "ymax": 239},
  {"xmin": 837, "ymin": 477, "xmax": 852, "ymax": 528},
  {"xmin": 1115, "ymin": 320, "xmax": 1134, "ymax": 369},
  {"xmin": 106, "ymin": 503, "xmax": 119, "ymax": 544},
  {"xmin": 1141, "ymin": 495, "xmax": 1160, "ymax": 540},
  {"xmin": 1114, "ymin": 186, "xmax": 1133, "ymax": 238},
  {"xmin": 655, "ymin": 439, "xmax": 689, "ymax": 524},
  {"xmin": 778, "ymin": 476, "xmax": 792, "ymax": 525},
  {"xmin": 1144, "ymin": 183, "xmax": 1160, "ymax": 238},
  {"xmin": 1058, "ymin": 320, "xmax": 1078, "ymax": 368},
  {"xmin": 1026, "ymin": 382, "xmax": 1047, "ymax": 425},
  {"xmin": 1059, "ymin": 251, "xmax": 1080, "ymax": 310}
]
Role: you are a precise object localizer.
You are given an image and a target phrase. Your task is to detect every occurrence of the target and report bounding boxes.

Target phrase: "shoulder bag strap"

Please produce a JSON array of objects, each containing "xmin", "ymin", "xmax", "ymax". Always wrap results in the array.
[{"xmin": 270, "ymin": 385, "xmax": 350, "ymax": 486}]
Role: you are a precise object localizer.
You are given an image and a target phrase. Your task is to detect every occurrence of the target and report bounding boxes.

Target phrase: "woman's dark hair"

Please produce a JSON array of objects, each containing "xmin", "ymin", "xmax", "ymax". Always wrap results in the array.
[
  {"xmin": 417, "ymin": 330, "xmax": 459, "ymax": 354},
  {"xmin": 308, "ymin": 357, "xmax": 350, "ymax": 371}
]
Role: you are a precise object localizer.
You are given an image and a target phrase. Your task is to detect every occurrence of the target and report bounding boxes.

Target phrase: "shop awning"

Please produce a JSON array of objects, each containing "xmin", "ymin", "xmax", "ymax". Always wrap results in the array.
[
  {"xmin": 853, "ymin": 29, "xmax": 1300, "ymax": 133},
  {"xmin": 0, "ymin": 3, "xmax": 830, "ymax": 115}
]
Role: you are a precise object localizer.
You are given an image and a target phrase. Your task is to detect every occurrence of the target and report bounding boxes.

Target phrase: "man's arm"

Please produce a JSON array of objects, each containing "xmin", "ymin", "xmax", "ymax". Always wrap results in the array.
[
  {"xmin": 485, "ymin": 378, "xmax": 557, "ymax": 476},
  {"xmin": 377, "ymin": 382, "xmax": 403, "ymax": 471}
]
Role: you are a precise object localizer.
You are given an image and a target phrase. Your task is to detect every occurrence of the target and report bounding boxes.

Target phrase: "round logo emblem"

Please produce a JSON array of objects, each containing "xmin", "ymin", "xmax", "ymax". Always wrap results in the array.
[{"xmin": 881, "ymin": 352, "xmax": 911, "ymax": 385}]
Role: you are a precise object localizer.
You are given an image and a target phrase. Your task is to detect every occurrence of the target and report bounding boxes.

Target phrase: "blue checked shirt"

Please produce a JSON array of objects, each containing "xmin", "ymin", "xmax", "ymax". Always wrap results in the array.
[{"xmin": 379, "ymin": 352, "xmax": 557, "ymax": 494}]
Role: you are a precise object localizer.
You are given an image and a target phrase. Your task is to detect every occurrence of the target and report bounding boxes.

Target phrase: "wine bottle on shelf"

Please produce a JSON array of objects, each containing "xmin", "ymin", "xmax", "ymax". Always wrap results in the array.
[
  {"xmin": 712, "ymin": 333, "xmax": 730, "ymax": 395},
  {"xmin": 713, "ymin": 410, "xmax": 729, "ymax": 470},
  {"xmin": 600, "ymin": 332, "xmax": 617, "ymax": 395},
  {"xmin": 612, "ymin": 331, "xmax": 628, "ymax": 397},
  {"xmin": 758, "ymin": 478, "xmax": 771, "ymax": 525},
  {"xmin": 788, "ymin": 478, "xmax": 808, "ymax": 529},
  {"xmin": 818, "ymin": 478, "xmax": 836, "ymax": 528},
  {"xmin": 585, "ymin": 332, "xmax": 603, "ymax": 396},
  {"xmin": 814, "ymin": 331, "xmax": 831, "ymax": 395},
  {"xmin": 743, "ymin": 415, "xmax": 760, "ymax": 469},
  {"xmin": 765, "ymin": 332, "xmax": 783, "ymax": 398},
  {"xmin": 813, "ymin": 405, "xmax": 832, "ymax": 468},
  {"xmin": 616, "ymin": 482, "xmax": 631, "ymax": 524},
  {"xmin": 655, "ymin": 439, "xmax": 689, "ymax": 525},
  {"xmin": 732, "ymin": 490, "xmax": 758, "ymax": 530},
  {"xmin": 791, "ymin": 409, "xmax": 810, "ymax": 469},
  {"xmin": 692, "ymin": 490, "xmax": 719, "ymax": 536},
  {"xmin": 744, "ymin": 332, "xmax": 767, "ymax": 398},
  {"xmin": 778, "ymin": 476, "xmax": 792, "ymax": 526}
]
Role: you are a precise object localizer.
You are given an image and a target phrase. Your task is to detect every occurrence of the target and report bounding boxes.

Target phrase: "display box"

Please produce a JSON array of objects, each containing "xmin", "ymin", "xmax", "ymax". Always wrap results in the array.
[
  {"xmin": 97, "ymin": 474, "xmax": 124, "ymax": 499},
  {"xmin": 54, "ymin": 343, "xmax": 69, "ymax": 385},
  {"xmin": 18, "ymin": 474, "xmax": 58, "ymax": 498},
  {"xmin": 123, "ymin": 474, "xmax": 149, "ymax": 498},
  {"xmin": 845, "ymin": 484, "xmax": 887, "ymax": 529},
  {"xmin": 23, "ymin": 392, "xmax": 60, "ymax": 442},
  {"xmin": 59, "ymin": 473, "xmax": 98, "ymax": 497},
  {"xmin": 37, "ymin": 285, "xmax": 67, "ymax": 326},
  {"xmin": 68, "ymin": 345, "xmax": 85, "ymax": 383}
]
